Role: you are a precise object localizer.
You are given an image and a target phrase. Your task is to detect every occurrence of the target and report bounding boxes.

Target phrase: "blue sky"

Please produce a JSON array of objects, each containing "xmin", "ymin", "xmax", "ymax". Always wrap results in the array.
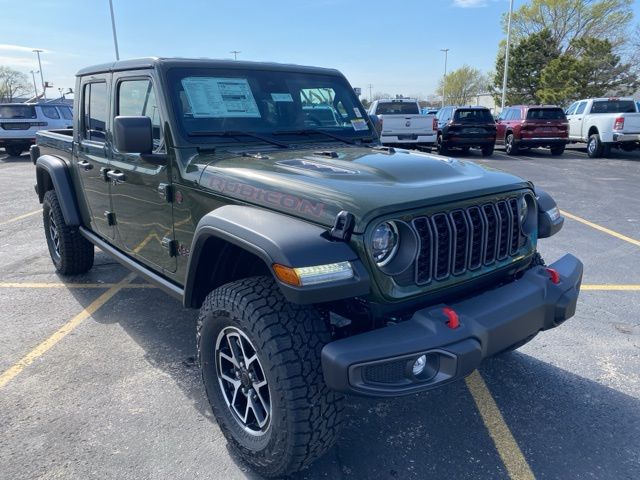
[{"xmin": 1, "ymin": 0, "xmax": 638, "ymax": 100}]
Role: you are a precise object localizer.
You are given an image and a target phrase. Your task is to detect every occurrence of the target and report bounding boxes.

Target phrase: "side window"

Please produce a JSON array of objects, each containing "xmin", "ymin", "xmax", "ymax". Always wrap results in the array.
[
  {"xmin": 565, "ymin": 102, "xmax": 578, "ymax": 116},
  {"xmin": 513, "ymin": 109, "xmax": 522, "ymax": 120},
  {"xmin": 117, "ymin": 79, "xmax": 162, "ymax": 146},
  {"xmin": 575, "ymin": 102, "xmax": 587, "ymax": 115},
  {"xmin": 58, "ymin": 106, "xmax": 73, "ymax": 120},
  {"xmin": 41, "ymin": 105, "xmax": 60, "ymax": 119},
  {"xmin": 82, "ymin": 82, "xmax": 107, "ymax": 142}
]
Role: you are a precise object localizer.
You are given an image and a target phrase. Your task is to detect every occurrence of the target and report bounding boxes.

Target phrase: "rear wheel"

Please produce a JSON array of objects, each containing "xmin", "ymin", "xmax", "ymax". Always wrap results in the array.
[
  {"xmin": 436, "ymin": 134, "xmax": 448, "ymax": 155},
  {"xmin": 460, "ymin": 146, "xmax": 471, "ymax": 154},
  {"xmin": 504, "ymin": 134, "xmax": 518, "ymax": 155},
  {"xmin": 587, "ymin": 133, "xmax": 604, "ymax": 158},
  {"xmin": 5, "ymin": 146, "xmax": 22, "ymax": 157},
  {"xmin": 550, "ymin": 145, "xmax": 565, "ymax": 156},
  {"xmin": 197, "ymin": 276, "xmax": 343, "ymax": 478},
  {"xmin": 481, "ymin": 144, "xmax": 495, "ymax": 157},
  {"xmin": 42, "ymin": 190, "xmax": 94, "ymax": 275}
]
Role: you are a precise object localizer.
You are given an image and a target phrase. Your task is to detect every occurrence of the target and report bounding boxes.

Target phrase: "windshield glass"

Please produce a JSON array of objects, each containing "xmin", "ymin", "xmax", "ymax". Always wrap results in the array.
[
  {"xmin": 0, "ymin": 105, "xmax": 37, "ymax": 119},
  {"xmin": 591, "ymin": 100, "xmax": 636, "ymax": 114},
  {"xmin": 375, "ymin": 102, "xmax": 419, "ymax": 115},
  {"xmin": 526, "ymin": 108, "xmax": 566, "ymax": 120},
  {"xmin": 166, "ymin": 67, "xmax": 373, "ymax": 143},
  {"xmin": 454, "ymin": 108, "xmax": 494, "ymax": 122}
]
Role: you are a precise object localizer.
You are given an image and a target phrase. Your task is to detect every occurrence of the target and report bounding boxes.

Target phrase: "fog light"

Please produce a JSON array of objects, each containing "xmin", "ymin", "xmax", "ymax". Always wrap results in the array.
[{"xmin": 412, "ymin": 355, "xmax": 427, "ymax": 376}]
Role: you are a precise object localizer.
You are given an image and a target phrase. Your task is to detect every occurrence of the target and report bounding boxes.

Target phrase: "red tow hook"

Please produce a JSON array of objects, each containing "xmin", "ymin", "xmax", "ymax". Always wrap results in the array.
[
  {"xmin": 546, "ymin": 268, "xmax": 561, "ymax": 284},
  {"xmin": 443, "ymin": 307, "xmax": 460, "ymax": 329}
]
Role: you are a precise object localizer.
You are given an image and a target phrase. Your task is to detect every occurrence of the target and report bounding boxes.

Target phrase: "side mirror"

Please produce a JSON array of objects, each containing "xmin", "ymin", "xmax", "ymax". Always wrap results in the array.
[{"xmin": 113, "ymin": 116, "xmax": 153, "ymax": 154}]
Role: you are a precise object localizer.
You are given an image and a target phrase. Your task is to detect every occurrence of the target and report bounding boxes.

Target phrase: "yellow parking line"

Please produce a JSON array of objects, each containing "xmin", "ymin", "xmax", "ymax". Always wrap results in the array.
[
  {"xmin": 0, "ymin": 209, "xmax": 41, "ymax": 227},
  {"xmin": 0, "ymin": 282, "xmax": 153, "ymax": 289},
  {"xmin": 581, "ymin": 284, "xmax": 640, "ymax": 291},
  {"xmin": 0, "ymin": 273, "xmax": 136, "ymax": 389},
  {"xmin": 561, "ymin": 210, "xmax": 640, "ymax": 247},
  {"xmin": 466, "ymin": 370, "xmax": 535, "ymax": 480}
]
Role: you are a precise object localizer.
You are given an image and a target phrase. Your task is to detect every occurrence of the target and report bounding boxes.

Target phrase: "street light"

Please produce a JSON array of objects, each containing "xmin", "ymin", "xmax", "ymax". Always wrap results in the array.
[
  {"xmin": 108, "ymin": 0, "xmax": 120, "ymax": 60},
  {"xmin": 501, "ymin": 0, "xmax": 514, "ymax": 111},
  {"xmin": 30, "ymin": 70, "xmax": 39, "ymax": 98},
  {"xmin": 33, "ymin": 50, "xmax": 46, "ymax": 100},
  {"xmin": 230, "ymin": 50, "xmax": 241, "ymax": 60},
  {"xmin": 440, "ymin": 48, "xmax": 449, "ymax": 108}
]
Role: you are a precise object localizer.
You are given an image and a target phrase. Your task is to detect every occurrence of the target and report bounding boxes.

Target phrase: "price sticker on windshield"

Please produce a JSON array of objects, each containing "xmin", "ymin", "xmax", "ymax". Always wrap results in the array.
[{"xmin": 351, "ymin": 118, "xmax": 368, "ymax": 131}]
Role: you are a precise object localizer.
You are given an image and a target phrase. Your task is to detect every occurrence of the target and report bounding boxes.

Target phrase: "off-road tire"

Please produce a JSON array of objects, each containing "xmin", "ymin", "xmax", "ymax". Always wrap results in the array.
[
  {"xmin": 550, "ymin": 145, "xmax": 565, "ymax": 156},
  {"xmin": 504, "ymin": 134, "xmax": 518, "ymax": 155},
  {"xmin": 42, "ymin": 190, "xmax": 94, "ymax": 275},
  {"xmin": 197, "ymin": 276, "xmax": 343, "ymax": 478},
  {"xmin": 481, "ymin": 144, "xmax": 495, "ymax": 157},
  {"xmin": 5, "ymin": 146, "xmax": 23, "ymax": 157},
  {"xmin": 587, "ymin": 133, "xmax": 604, "ymax": 158},
  {"xmin": 436, "ymin": 134, "xmax": 448, "ymax": 155}
]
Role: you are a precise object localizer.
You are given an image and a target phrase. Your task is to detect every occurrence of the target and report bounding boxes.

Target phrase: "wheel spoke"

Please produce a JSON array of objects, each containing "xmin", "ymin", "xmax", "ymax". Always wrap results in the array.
[
  {"xmin": 227, "ymin": 334, "xmax": 244, "ymax": 364},
  {"xmin": 248, "ymin": 394, "xmax": 268, "ymax": 428},
  {"xmin": 255, "ymin": 389, "xmax": 270, "ymax": 419},
  {"xmin": 244, "ymin": 353, "xmax": 258, "ymax": 368},
  {"xmin": 220, "ymin": 371, "xmax": 239, "ymax": 386},
  {"xmin": 219, "ymin": 351, "xmax": 238, "ymax": 368}
]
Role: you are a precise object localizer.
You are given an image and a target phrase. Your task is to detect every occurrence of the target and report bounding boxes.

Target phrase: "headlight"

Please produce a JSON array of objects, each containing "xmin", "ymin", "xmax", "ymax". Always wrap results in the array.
[
  {"xmin": 518, "ymin": 195, "xmax": 528, "ymax": 225},
  {"xmin": 519, "ymin": 193, "xmax": 537, "ymax": 235},
  {"xmin": 371, "ymin": 221, "xmax": 399, "ymax": 266}
]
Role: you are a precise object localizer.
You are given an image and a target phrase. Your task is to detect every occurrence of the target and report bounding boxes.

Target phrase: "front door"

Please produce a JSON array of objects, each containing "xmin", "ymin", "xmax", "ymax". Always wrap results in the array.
[
  {"xmin": 109, "ymin": 72, "xmax": 176, "ymax": 273},
  {"xmin": 567, "ymin": 101, "xmax": 586, "ymax": 140},
  {"xmin": 75, "ymin": 77, "xmax": 113, "ymax": 240}
]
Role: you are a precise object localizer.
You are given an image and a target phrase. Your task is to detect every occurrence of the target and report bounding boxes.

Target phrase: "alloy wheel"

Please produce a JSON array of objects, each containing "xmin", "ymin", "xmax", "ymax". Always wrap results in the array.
[{"xmin": 48, "ymin": 209, "xmax": 61, "ymax": 260}]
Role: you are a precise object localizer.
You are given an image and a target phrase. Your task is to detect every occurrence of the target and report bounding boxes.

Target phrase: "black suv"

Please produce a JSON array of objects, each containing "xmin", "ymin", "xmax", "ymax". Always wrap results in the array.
[{"xmin": 436, "ymin": 106, "xmax": 497, "ymax": 156}]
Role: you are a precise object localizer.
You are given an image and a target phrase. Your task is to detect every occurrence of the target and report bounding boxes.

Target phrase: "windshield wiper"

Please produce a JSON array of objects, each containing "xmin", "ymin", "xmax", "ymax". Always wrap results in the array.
[
  {"xmin": 272, "ymin": 128, "xmax": 364, "ymax": 145},
  {"xmin": 188, "ymin": 130, "xmax": 290, "ymax": 149}
]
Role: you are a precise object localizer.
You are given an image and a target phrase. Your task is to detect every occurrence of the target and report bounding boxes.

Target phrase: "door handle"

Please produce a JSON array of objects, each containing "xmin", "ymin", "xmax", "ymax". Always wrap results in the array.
[
  {"xmin": 107, "ymin": 170, "xmax": 126, "ymax": 183},
  {"xmin": 78, "ymin": 160, "xmax": 93, "ymax": 171}
]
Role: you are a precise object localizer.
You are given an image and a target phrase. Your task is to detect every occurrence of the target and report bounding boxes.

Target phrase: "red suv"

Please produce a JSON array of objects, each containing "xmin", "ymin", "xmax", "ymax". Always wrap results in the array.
[{"xmin": 496, "ymin": 105, "xmax": 569, "ymax": 156}]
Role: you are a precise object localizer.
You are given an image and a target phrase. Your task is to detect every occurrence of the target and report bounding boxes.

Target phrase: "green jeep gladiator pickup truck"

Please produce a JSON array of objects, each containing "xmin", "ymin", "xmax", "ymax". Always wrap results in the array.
[{"xmin": 31, "ymin": 58, "xmax": 582, "ymax": 477}]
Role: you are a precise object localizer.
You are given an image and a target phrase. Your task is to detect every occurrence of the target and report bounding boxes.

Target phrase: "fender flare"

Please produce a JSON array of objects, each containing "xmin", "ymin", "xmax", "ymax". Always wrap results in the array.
[
  {"xmin": 183, "ymin": 205, "xmax": 370, "ymax": 307},
  {"xmin": 35, "ymin": 155, "xmax": 82, "ymax": 226},
  {"xmin": 535, "ymin": 188, "xmax": 564, "ymax": 238}
]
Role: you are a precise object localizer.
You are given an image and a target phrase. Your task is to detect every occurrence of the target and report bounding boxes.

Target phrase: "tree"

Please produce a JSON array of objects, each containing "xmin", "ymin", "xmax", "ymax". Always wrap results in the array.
[
  {"xmin": 0, "ymin": 67, "xmax": 31, "ymax": 102},
  {"xmin": 493, "ymin": 29, "xmax": 561, "ymax": 105},
  {"xmin": 437, "ymin": 65, "xmax": 487, "ymax": 106},
  {"xmin": 537, "ymin": 37, "xmax": 638, "ymax": 104},
  {"xmin": 505, "ymin": 0, "xmax": 634, "ymax": 53},
  {"xmin": 371, "ymin": 92, "xmax": 392, "ymax": 101}
]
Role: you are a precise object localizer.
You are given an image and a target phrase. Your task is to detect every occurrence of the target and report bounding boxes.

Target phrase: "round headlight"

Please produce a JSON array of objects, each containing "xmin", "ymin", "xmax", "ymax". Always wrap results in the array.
[
  {"xmin": 371, "ymin": 222, "xmax": 399, "ymax": 266},
  {"xmin": 518, "ymin": 195, "xmax": 528, "ymax": 225}
]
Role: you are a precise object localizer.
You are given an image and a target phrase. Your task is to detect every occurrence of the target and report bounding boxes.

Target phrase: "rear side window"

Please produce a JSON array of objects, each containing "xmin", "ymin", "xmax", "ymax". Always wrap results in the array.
[
  {"xmin": 58, "ymin": 106, "xmax": 73, "ymax": 120},
  {"xmin": 454, "ymin": 108, "xmax": 493, "ymax": 122},
  {"xmin": 0, "ymin": 105, "xmax": 36, "ymax": 119},
  {"xmin": 117, "ymin": 79, "xmax": 161, "ymax": 144},
  {"xmin": 526, "ymin": 108, "xmax": 566, "ymax": 120},
  {"xmin": 376, "ymin": 102, "xmax": 419, "ymax": 115},
  {"xmin": 591, "ymin": 100, "xmax": 636, "ymax": 114},
  {"xmin": 82, "ymin": 82, "xmax": 108, "ymax": 142},
  {"xmin": 41, "ymin": 105, "xmax": 60, "ymax": 119}
]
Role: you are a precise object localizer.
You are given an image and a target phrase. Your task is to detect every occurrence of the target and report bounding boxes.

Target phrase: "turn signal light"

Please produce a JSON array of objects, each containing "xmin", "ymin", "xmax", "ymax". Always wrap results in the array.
[
  {"xmin": 546, "ymin": 268, "xmax": 560, "ymax": 284},
  {"xmin": 443, "ymin": 307, "xmax": 460, "ymax": 329},
  {"xmin": 273, "ymin": 262, "xmax": 354, "ymax": 287}
]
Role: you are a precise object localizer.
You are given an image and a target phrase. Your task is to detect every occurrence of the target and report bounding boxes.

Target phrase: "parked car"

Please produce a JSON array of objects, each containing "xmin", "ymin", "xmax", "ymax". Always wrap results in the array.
[
  {"xmin": 32, "ymin": 57, "xmax": 581, "ymax": 478},
  {"xmin": 421, "ymin": 107, "xmax": 439, "ymax": 115},
  {"xmin": 564, "ymin": 97, "xmax": 640, "ymax": 157},
  {"xmin": 435, "ymin": 106, "xmax": 496, "ymax": 156},
  {"xmin": 0, "ymin": 102, "xmax": 73, "ymax": 157},
  {"xmin": 368, "ymin": 98, "xmax": 437, "ymax": 147},
  {"xmin": 496, "ymin": 105, "xmax": 569, "ymax": 156}
]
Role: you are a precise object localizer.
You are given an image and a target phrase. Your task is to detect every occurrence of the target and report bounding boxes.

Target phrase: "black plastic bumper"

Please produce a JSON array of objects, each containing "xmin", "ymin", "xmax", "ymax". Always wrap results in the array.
[{"xmin": 321, "ymin": 254, "xmax": 583, "ymax": 397}]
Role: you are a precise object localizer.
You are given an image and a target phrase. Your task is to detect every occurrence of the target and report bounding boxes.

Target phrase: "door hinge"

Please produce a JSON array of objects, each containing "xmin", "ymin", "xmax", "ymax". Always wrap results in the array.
[
  {"xmin": 158, "ymin": 183, "xmax": 174, "ymax": 203},
  {"xmin": 104, "ymin": 211, "xmax": 116, "ymax": 226},
  {"xmin": 161, "ymin": 236, "xmax": 178, "ymax": 257}
]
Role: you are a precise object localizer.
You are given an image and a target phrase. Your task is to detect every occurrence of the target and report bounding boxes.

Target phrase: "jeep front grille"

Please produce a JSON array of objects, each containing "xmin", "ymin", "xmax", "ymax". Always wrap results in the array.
[{"xmin": 412, "ymin": 198, "xmax": 522, "ymax": 285}]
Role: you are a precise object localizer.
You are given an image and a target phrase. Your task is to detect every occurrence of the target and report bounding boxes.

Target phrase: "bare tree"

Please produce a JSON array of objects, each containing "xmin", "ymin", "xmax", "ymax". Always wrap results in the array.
[{"xmin": 0, "ymin": 67, "xmax": 31, "ymax": 102}]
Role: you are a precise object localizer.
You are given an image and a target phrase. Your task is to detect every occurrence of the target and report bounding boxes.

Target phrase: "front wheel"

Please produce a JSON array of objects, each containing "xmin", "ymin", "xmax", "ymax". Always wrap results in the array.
[
  {"xmin": 42, "ymin": 190, "xmax": 94, "ymax": 275},
  {"xmin": 197, "ymin": 276, "xmax": 343, "ymax": 478}
]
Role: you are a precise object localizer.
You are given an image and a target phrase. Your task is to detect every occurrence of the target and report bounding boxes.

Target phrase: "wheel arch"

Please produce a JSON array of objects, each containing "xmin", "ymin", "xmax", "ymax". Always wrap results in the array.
[
  {"xmin": 35, "ymin": 155, "xmax": 82, "ymax": 226},
  {"xmin": 183, "ymin": 205, "xmax": 370, "ymax": 308},
  {"xmin": 587, "ymin": 126, "xmax": 599, "ymax": 137}
]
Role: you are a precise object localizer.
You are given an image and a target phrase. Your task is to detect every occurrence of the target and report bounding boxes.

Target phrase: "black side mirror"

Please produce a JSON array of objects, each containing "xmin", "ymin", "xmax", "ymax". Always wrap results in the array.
[{"xmin": 113, "ymin": 116, "xmax": 153, "ymax": 154}]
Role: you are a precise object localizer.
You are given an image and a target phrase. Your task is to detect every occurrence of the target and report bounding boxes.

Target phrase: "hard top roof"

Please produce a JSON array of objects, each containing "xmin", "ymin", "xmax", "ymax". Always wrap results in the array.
[{"xmin": 76, "ymin": 57, "xmax": 341, "ymax": 77}]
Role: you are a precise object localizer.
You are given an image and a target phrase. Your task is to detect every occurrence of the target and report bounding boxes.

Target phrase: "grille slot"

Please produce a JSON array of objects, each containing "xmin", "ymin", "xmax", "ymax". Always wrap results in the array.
[{"xmin": 413, "ymin": 197, "xmax": 524, "ymax": 285}]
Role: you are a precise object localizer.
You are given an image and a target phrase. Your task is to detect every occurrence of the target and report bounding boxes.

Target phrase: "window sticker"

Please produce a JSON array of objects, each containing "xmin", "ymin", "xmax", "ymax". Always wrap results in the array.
[
  {"xmin": 351, "ymin": 118, "xmax": 368, "ymax": 131},
  {"xmin": 181, "ymin": 77, "xmax": 260, "ymax": 118},
  {"xmin": 271, "ymin": 93, "xmax": 294, "ymax": 102},
  {"xmin": 353, "ymin": 107, "xmax": 363, "ymax": 118}
]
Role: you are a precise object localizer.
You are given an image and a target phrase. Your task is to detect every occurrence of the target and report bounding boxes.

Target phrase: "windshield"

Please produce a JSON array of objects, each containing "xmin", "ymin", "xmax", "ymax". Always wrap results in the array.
[
  {"xmin": 375, "ymin": 102, "xmax": 419, "ymax": 115},
  {"xmin": 0, "ymin": 105, "xmax": 37, "ymax": 119},
  {"xmin": 591, "ymin": 100, "xmax": 636, "ymax": 114},
  {"xmin": 526, "ymin": 108, "xmax": 566, "ymax": 120},
  {"xmin": 454, "ymin": 108, "xmax": 494, "ymax": 122},
  {"xmin": 166, "ymin": 67, "xmax": 373, "ymax": 144}
]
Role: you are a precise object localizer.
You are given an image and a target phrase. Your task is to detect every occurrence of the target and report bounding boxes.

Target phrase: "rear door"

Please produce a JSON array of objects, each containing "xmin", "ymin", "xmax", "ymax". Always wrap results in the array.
[
  {"xmin": 75, "ymin": 77, "xmax": 113, "ymax": 239},
  {"xmin": 109, "ymin": 71, "xmax": 176, "ymax": 273}
]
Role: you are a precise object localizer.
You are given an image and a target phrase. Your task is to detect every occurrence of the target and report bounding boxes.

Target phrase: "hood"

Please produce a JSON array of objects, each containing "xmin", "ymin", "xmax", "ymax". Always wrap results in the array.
[{"xmin": 196, "ymin": 146, "xmax": 530, "ymax": 233}]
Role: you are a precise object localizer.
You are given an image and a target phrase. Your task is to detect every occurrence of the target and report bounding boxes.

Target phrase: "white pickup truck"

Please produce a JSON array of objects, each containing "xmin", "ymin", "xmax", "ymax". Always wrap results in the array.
[
  {"xmin": 565, "ymin": 97, "xmax": 640, "ymax": 158},
  {"xmin": 368, "ymin": 98, "xmax": 436, "ymax": 147}
]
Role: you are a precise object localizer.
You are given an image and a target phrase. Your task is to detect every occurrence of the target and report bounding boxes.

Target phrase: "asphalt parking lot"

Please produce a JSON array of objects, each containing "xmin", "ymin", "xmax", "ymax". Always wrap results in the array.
[{"xmin": 1, "ymin": 145, "xmax": 639, "ymax": 480}]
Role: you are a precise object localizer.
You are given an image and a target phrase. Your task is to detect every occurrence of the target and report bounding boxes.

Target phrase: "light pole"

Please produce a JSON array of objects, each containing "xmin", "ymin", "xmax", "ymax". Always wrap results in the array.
[
  {"xmin": 33, "ymin": 50, "xmax": 46, "ymax": 100},
  {"xmin": 230, "ymin": 50, "xmax": 241, "ymax": 60},
  {"xmin": 108, "ymin": 0, "xmax": 120, "ymax": 60},
  {"xmin": 440, "ymin": 48, "xmax": 449, "ymax": 108},
  {"xmin": 501, "ymin": 0, "xmax": 514, "ymax": 111},
  {"xmin": 30, "ymin": 70, "xmax": 39, "ymax": 98},
  {"xmin": 368, "ymin": 84, "xmax": 373, "ymax": 102}
]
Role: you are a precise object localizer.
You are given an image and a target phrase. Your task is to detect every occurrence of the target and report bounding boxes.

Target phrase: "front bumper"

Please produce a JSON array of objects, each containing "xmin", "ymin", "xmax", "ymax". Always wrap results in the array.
[{"xmin": 322, "ymin": 254, "xmax": 582, "ymax": 397}]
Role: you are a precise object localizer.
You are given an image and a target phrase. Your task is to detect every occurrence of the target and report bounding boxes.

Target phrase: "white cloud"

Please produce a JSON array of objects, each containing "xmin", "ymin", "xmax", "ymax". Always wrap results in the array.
[
  {"xmin": 0, "ymin": 56, "xmax": 50, "ymax": 68},
  {"xmin": 453, "ymin": 0, "xmax": 489, "ymax": 7},
  {"xmin": 0, "ymin": 44, "xmax": 50, "ymax": 53}
]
